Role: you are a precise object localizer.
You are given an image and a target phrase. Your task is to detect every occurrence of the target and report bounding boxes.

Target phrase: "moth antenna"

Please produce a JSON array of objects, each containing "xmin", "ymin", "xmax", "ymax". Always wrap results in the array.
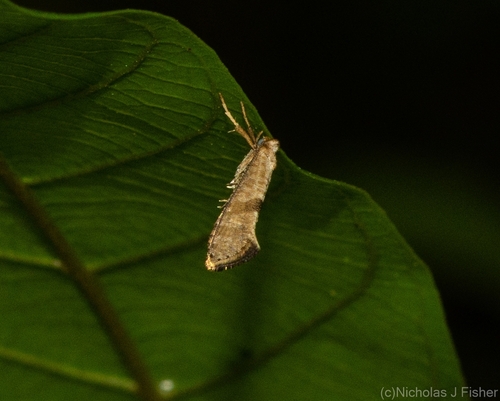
[
  {"xmin": 255, "ymin": 130, "xmax": 264, "ymax": 143},
  {"xmin": 240, "ymin": 101, "xmax": 257, "ymax": 144},
  {"xmin": 218, "ymin": 93, "xmax": 256, "ymax": 148}
]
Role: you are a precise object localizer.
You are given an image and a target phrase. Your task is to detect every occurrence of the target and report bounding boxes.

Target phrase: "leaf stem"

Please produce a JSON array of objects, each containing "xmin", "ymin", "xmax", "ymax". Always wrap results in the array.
[{"xmin": 0, "ymin": 155, "xmax": 160, "ymax": 401}]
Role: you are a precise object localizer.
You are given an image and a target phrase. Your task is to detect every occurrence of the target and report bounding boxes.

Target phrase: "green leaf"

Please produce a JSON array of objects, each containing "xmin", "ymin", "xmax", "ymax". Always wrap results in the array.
[{"xmin": 0, "ymin": 1, "xmax": 465, "ymax": 400}]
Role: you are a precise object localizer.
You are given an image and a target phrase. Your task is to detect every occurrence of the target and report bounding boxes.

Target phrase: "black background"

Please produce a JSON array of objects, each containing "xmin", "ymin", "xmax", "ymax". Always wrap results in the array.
[{"xmin": 13, "ymin": 0, "xmax": 500, "ymax": 392}]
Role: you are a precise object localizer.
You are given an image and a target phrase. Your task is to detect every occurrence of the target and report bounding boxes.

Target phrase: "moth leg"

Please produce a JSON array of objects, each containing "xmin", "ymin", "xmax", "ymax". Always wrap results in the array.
[{"xmin": 217, "ymin": 199, "xmax": 229, "ymax": 208}]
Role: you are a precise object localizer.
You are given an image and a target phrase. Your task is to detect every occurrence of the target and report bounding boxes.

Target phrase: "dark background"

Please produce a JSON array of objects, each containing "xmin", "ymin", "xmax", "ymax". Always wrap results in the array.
[{"xmin": 14, "ymin": 0, "xmax": 500, "ymax": 392}]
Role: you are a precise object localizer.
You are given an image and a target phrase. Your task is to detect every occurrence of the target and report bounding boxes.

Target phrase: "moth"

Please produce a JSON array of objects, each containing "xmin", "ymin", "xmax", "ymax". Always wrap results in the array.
[{"xmin": 205, "ymin": 93, "xmax": 280, "ymax": 271}]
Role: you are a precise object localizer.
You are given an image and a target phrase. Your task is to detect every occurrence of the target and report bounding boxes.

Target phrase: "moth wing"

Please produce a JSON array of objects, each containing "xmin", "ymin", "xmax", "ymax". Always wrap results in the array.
[
  {"xmin": 227, "ymin": 148, "xmax": 256, "ymax": 188},
  {"xmin": 206, "ymin": 233, "xmax": 260, "ymax": 271},
  {"xmin": 206, "ymin": 198, "xmax": 262, "ymax": 271}
]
